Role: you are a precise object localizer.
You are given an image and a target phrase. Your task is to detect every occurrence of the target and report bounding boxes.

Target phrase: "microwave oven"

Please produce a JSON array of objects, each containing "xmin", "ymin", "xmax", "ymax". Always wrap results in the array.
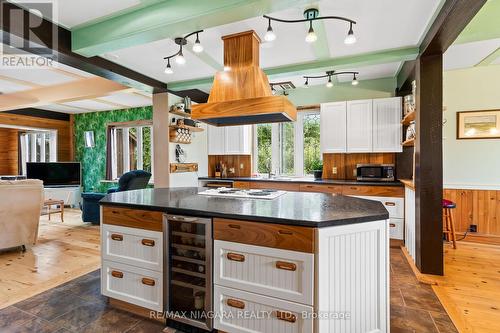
[{"xmin": 356, "ymin": 164, "xmax": 395, "ymax": 182}]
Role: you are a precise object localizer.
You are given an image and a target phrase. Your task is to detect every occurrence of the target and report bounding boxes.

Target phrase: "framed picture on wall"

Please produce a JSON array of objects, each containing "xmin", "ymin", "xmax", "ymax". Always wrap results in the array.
[{"xmin": 457, "ymin": 110, "xmax": 500, "ymax": 139}]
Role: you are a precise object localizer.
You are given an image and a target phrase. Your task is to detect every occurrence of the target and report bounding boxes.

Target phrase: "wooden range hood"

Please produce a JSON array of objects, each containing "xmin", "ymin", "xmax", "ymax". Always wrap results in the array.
[{"xmin": 191, "ymin": 30, "xmax": 297, "ymax": 126}]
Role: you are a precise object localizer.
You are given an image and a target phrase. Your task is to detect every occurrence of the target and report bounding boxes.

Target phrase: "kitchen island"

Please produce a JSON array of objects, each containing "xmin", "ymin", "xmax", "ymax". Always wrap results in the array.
[{"xmin": 100, "ymin": 187, "xmax": 390, "ymax": 333}]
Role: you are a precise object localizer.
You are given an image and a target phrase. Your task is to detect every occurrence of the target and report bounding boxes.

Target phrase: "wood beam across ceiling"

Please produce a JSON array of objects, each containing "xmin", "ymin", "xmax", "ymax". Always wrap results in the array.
[
  {"xmin": 0, "ymin": 77, "xmax": 129, "ymax": 111},
  {"xmin": 0, "ymin": 0, "xmax": 167, "ymax": 94}
]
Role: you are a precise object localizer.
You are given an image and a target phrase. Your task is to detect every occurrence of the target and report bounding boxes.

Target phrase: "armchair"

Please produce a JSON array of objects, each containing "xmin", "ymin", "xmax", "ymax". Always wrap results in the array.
[
  {"xmin": 0, "ymin": 179, "xmax": 44, "ymax": 250},
  {"xmin": 81, "ymin": 170, "xmax": 151, "ymax": 225}
]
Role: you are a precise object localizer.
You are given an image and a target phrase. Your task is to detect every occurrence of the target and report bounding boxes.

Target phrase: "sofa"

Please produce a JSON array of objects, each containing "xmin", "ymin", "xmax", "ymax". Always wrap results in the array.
[
  {"xmin": 81, "ymin": 170, "xmax": 152, "ymax": 225},
  {"xmin": 0, "ymin": 179, "xmax": 44, "ymax": 250}
]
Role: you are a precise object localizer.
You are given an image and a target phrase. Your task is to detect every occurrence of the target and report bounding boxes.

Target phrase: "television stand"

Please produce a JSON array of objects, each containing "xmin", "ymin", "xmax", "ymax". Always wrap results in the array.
[{"xmin": 44, "ymin": 186, "xmax": 81, "ymax": 208}]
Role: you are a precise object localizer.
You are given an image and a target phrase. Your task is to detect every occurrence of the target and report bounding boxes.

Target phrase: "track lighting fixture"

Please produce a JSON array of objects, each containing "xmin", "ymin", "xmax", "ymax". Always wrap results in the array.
[
  {"xmin": 264, "ymin": 18, "xmax": 276, "ymax": 42},
  {"xmin": 303, "ymin": 70, "xmax": 360, "ymax": 88},
  {"xmin": 163, "ymin": 30, "xmax": 203, "ymax": 74},
  {"xmin": 263, "ymin": 8, "xmax": 356, "ymax": 45}
]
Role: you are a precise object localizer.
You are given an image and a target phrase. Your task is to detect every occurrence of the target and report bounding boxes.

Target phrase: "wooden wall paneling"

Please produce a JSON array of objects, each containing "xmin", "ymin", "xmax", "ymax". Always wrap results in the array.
[
  {"xmin": 322, "ymin": 153, "xmax": 345, "ymax": 179},
  {"xmin": 322, "ymin": 153, "xmax": 396, "ymax": 180},
  {"xmin": 0, "ymin": 113, "xmax": 71, "ymax": 162},
  {"xmin": 208, "ymin": 155, "xmax": 252, "ymax": 177},
  {"xmin": 0, "ymin": 128, "xmax": 19, "ymax": 175}
]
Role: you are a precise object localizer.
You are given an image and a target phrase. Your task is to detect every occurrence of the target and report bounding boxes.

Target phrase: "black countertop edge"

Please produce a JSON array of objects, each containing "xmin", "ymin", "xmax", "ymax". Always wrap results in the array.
[
  {"xmin": 198, "ymin": 177, "xmax": 403, "ymax": 187},
  {"xmin": 100, "ymin": 201, "xmax": 389, "ymax": 228}
]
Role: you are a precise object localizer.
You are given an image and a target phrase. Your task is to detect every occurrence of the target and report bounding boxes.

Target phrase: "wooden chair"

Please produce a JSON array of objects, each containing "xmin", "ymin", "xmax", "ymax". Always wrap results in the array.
[{"xmin": 443, "ymin": 199, "xmax": 457, "ymax": 249}]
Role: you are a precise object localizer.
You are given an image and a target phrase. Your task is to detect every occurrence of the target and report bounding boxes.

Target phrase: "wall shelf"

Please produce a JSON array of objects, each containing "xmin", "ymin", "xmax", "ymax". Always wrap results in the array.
[
  {"xmin": 402, "ymin": 138, "xmax": 415, "ymax": 147},
  {"xmin": 169, "ymin": 124, "xmax": 204, "ymax": 132},
  {"xmin": 401, "ymin": 110, "xmax": 415, "ymax": 125},
  {"xmin": 169, "ymin": 109, "xmax": 192, "ymax": 118}
]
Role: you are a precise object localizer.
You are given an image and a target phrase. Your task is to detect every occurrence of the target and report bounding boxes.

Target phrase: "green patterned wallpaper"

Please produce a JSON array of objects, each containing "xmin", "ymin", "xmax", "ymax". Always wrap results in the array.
[{"xmin": 74, "ymin": 106, "xmax": 152, "ymax": 192}]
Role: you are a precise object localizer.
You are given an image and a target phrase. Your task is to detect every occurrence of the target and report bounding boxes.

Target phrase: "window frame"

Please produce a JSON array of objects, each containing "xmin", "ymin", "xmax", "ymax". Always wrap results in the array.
[
  {"xmin": 253, "ymin": 109, "xmax": 320, "ymax": 177},
  {"xmin": 19, "ymin": 130, "xmax": 57, "ymax": 175}
]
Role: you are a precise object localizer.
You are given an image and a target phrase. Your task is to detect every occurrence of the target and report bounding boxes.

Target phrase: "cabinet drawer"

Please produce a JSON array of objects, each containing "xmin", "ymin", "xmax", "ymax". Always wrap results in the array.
[
  {"xmin": 214, "ymin": 286, "xmax": 313, "ymax": 333},
  {"xmin": 214, "ymin": 240, "xmax": 314, "ymax": 305},
  {"xmin": 299, "ymin": 184, "xmax": 343, "ymax": 194},
  {"xmin": 233, "ymin": 181, "xmax": 250, "ymax": 189},
  {"xmin": 214, "ymin": 218, "xmax": 315, "ymax": 253},
  {"xmin": 102, "ymin": 260, "xmax": 163, "ymax": 311},
  {"xmin": 389, "ymin": 218, "xmax": 404, "ymax": 240},
  {"xmin": 102, "ymin": 206, "xmax": 163, "ymax": 231},
  {"xmin": 102, "ymin": 224, "xmax": 163, "ymax": 272},
  {"xmin": 352, "ymin": 196, "xmax": 404, "ymax": 218},
  {"xmin": 342, "ymin": 185, "xmax": 404, "ymax": 197}
]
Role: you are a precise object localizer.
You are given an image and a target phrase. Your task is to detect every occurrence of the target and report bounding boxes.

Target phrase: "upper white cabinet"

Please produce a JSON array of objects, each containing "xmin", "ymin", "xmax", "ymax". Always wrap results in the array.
[
  {"xmin": 347, "ymin": 99, "xmax": 373, "ymax": 152},
  {"xmin": 372, "ymin": 97, "xmax": 403, "ymax": 152},
  {"xmin": 208, "ymin": 125, "xmax": 251, "ymax": 155},
  {"xmin": 320, "ymin": 97, "xmax": 402, "ymax": 153},
  {"xmin": 320, "ymin": 102, "xmax": 347, "ymax": 153}
]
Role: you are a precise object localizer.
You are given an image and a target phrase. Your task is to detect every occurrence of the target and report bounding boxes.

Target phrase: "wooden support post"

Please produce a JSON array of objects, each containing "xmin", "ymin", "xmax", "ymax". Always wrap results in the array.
[{"xmin": 152, "ymin": 92, "xmax": 169, "ymax": 188}]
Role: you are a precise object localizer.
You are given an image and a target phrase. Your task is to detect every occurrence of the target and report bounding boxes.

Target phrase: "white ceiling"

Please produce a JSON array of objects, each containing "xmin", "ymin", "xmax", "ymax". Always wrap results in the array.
[
  {"xmin": 444, "ymin": 38, "xmax": 500, "ymax": 71},
  {"xmin": 103, "ymin": 0, "xmax": 442, "ymax": 86}
]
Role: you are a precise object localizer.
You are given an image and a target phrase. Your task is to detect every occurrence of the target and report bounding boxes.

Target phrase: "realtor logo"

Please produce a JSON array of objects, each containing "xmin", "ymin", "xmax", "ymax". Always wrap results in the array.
[{"xmin": 0, "ymin": 0, "xmax": 58, "ymax": 68}]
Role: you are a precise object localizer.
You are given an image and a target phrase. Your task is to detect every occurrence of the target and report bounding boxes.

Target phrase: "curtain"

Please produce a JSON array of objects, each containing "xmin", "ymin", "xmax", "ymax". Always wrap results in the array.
[{"xmin": 105, "ymin": 126, "xmax": 113, "ymax": 180}]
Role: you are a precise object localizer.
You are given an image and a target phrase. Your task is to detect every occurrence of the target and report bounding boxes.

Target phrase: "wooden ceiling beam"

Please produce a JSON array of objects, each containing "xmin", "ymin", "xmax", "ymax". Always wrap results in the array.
[{"xmin": 0, "ymin": 77, "xmax": 129, "ymax": 111}]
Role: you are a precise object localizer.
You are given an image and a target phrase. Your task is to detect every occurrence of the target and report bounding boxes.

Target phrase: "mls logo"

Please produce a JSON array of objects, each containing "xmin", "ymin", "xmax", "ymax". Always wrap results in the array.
[{"xmin": 1, "ymin": 0, "xmax": 58, "ymax": 68}]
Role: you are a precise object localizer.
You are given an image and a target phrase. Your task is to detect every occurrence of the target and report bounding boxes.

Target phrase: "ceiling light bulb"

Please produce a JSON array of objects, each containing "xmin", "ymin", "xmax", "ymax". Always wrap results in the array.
[
  {"xmin": 176, "ymin": 52, "xmax": 186, "ymax": 65},
  {"xmin": 344, "ymin": 24, "xmax": 357, "ymax": 45},
  {"xmin": 326, "ymin": 77, "xmax": 333, "ymax": 88},
  {"xmin": 305, "ymin": 24, "xmax": 317, "ymax": 43},
  {"xmin": 352, "ymin": 75, "xmax": 359, "ymax": 86},
  {"xmin": 164, "ymin": 61, "xmax": 173, "ymax": 74},
  {"xmin": 265, "ymin": 27, "xmax": 276, "ymax": 42},
  {"xmin": 304, "ymin": 79, "xmax": 309, "ymax": 88},
  {"xmin": 192, "ymin": 36, "xmax": 203, "ymax": 53}
]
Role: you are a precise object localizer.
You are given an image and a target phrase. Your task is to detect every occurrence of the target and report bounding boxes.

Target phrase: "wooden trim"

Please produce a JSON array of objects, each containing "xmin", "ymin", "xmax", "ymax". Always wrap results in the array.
[
  {"xmin": 399, "ymin": 179, "xmax": 415, "ymax": 190},
  {"xmin": 102, "ymin": 206, "xmax": 163, "ymax": 232},
  {"xmin": 214, "ymin": 218, "xmax": 315, "ymax": 253},
  {"xmin": 297, "ymin": 104, "xmax": 320, "ymax": 112},
  {"xmin": 107, "ymin": 120, "xmax": 153, "ymax": 128},
  {"xmin": 400, "ymin": 245, "xmax": 437, "ymax": 285},
  {"xmin": 342, "ymin": 185, "xmax": 404, "ymax": 197},
  {"xmin": 108, "ymin": 298, "xmax": 165, "ymax": 323}
]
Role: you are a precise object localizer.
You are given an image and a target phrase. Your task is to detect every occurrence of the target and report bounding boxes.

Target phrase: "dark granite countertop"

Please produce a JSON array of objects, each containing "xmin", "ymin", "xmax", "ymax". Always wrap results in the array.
[
  {"xmin": 100, "ymin": 187, "xmax": 389, "ymax": 228},
  {"xmin": 198, "ymin": 176, "xmax": 403, "ymax": 187}
]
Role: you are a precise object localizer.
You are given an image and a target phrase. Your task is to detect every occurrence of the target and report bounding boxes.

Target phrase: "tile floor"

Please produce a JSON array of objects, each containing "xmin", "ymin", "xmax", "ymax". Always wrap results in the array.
[{"xmin": 0, "ymin": 247, "xmax": 457, "ymax": 332}]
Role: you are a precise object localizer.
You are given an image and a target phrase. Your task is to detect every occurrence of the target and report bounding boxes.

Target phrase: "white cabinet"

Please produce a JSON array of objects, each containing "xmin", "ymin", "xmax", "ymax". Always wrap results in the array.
[
  {"xmin": 207, "ymin": 125, "xmax": 225, "ymax": 155},
  {"xmin": 347, "ymin": 99, "xmax": 373, "ymax": 152},
  {"xmin": 320, "ymin": 97, "xmax": 402, "ymax": 153},
  {"xmin": 373, "ymin": 97, "xmax": 402, "ymax": 152},
  {"xmin": 405, "ymin": 187, "xmax": 416, "ymax": 260},
  {"xmin": 320, "ymin": 102, "xmax": 347, "ymax": 153},
  {"xmin": 208, "ymin": 125, "xmax": 251, "ymax": 155}
]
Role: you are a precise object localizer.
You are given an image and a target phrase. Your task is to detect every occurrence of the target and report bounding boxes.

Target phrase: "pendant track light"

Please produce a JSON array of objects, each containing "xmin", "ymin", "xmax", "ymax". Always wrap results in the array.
[
  {"xmin": 263, "ymin": 8, "xmax": 356, "ymax": 46},
  {"xmin": 304, "ymin": 70, "xmax": 360, "ymax": 88},
  {"xmin": 162, "ymin": 30, "xmax": 203, "ymax": 74}
]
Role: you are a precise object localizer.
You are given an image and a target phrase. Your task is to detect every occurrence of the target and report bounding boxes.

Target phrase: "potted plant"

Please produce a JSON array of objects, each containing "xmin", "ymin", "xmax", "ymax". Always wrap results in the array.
[{"xmin": 311, "ymin": 160, "xmax": 323, "ymax": 180}]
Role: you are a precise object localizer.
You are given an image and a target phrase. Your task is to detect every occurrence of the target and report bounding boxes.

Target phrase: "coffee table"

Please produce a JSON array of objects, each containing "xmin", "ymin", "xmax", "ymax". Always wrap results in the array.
[{"xmin": 43, "ymin": 199, "xmax": 64, "ymax": 222}]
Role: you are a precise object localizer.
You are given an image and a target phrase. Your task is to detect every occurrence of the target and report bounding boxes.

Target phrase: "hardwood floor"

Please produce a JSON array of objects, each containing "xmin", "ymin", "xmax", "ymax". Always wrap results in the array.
[
  {"xmin": 423, "ymin": 242, "xmax": 500, "ymax": 333},
  {"xmin": 0, "ymin": 209, "xmax": 100, "ymax": 310}
]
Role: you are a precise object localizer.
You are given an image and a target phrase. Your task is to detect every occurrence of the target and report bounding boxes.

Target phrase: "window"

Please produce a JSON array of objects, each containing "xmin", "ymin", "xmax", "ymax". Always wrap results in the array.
[
  {"xmin": 110, "ymin": 124, "xmax": 153, "ymax": 179},
  {"xmin": 19, "ymin": 131, "xmax": 57, "ymax": 175},
  {"xmin": 254, "ymin": 111, "xmax": 321, "ymax": 177}
]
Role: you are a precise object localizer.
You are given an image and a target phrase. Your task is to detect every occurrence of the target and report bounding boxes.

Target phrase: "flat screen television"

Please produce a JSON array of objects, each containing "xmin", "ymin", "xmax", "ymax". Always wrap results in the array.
[{"xmin": 26, "ymin": 162, "xmax": 81, "ymax": 187}]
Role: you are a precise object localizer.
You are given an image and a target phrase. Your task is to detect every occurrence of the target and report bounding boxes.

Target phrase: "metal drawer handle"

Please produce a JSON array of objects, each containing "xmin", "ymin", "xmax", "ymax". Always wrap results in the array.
[
  {"xmin": 111, "ymin": 270, "xmax": 123, "ymax": 278},
  {"xmin": 278, "ymin": 230, "xmax": 293, "ymax": 235},
  {"xmin": 169, "ymin": 215, "xmax": 198, "ymax": 222},
  {"xmin": 227, "ymin": 298, "xmax": 245, "ymax": 309},
  {"xmin": 389, "ymin": 223, "xmax": 396, "ymax": 228},
  {"xmin": 141, "ymin": 277, "xmax": 155, "ymax": 286},
  {"xmin": 228, "ymin": 224, "xmax": 241, "ymax": 229},
  {"xmin": 276, "ymin": 261, "xmax": 297, "ymax": 271},
  {"xmin": 111, "ymin": 234, "xmax": 123, "ymax": 241},
  {"xmin": 385, "ymin": 202, "xmax": 396, "ymax": 206},
  {"xmin": 227, "ymin": 252, "xmax": 245, "ymax": 262},
  {"xmin": 141, "ymin": 239, "xmax": 155, "ymax": 247},
  {"xmin": 350, "ymin": 187, "xmax": 358, "ymax": 190},
  {"xmin": 276, "ymin": 310, "xmax": 297, "ymax": 323}
]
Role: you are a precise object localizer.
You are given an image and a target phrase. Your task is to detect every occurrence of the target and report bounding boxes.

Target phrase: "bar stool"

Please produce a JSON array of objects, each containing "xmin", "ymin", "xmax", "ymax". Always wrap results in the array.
[{"xmin": 443, "ymin": 199, "xmax": 457, "ymax": 249}]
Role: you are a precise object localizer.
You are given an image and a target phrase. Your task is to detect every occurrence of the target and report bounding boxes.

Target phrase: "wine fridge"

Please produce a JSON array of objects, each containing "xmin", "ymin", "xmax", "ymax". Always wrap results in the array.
[{"xmin": 164, "ymin": 214, "xmax": 212, "ymax": 331}]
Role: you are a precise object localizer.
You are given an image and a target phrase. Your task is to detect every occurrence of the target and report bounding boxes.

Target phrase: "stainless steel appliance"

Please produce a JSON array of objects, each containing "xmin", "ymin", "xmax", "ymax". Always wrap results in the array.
[
  {"xmin": 163, "ymin": 214, "xmax": 212, "ymax": 331},
  {"xmin": 356, "ymin": 164, "xmax": 395, "ymax": 182},
  {"xmin": 198, "ymin": 187, "xmax": 287, "ymax": 200}
]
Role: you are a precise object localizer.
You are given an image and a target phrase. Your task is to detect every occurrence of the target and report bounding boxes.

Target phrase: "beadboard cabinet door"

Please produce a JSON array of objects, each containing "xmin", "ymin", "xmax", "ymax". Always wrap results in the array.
[
  {"xmin": 346, "ymin": 99, "xmax": 373, "ymax": 152},
  {"xmin": 207, "ymin": 125, "xmax": 225, "ymax": 155},
  {"xmin": 373, "ymin": 97, "xmax": 402, "ymax": 152},
  {"xmin": 320, "ymin": 102, "xmax": 347, "ymax": 153}
]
